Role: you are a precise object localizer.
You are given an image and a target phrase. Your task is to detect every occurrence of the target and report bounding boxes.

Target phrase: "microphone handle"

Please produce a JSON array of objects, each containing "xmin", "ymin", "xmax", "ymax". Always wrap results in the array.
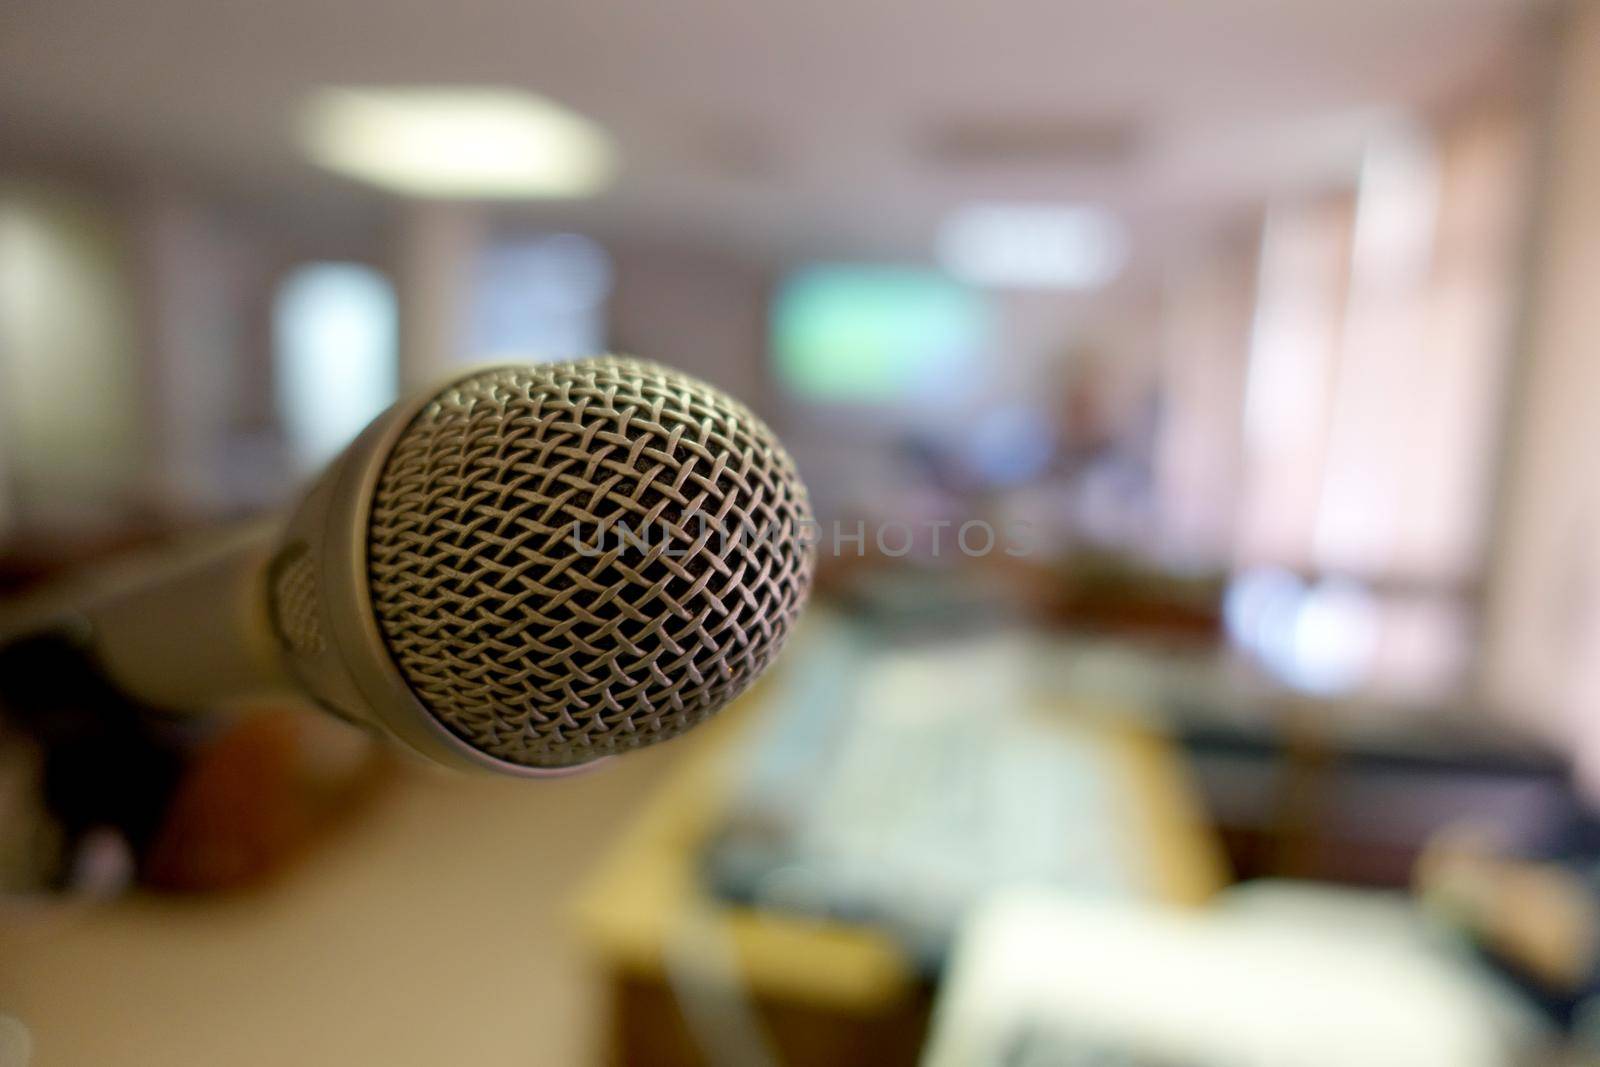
[{"xmin": 0, "ymin": 523, "xmax": 292, "ymax": 716}]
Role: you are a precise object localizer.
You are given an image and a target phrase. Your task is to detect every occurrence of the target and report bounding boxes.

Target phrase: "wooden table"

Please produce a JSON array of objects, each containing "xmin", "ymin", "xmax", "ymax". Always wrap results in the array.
[
  {"xmin": 0, "ymin": 652, "xmax": 1226, "ymax": 1067},
  {"xmin": 572, "ymin": 693, "xmax": 1229, "ymax": 1067}
]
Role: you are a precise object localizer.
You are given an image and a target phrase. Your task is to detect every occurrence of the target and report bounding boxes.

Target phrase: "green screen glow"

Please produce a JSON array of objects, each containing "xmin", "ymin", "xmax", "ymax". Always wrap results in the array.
[{"xmin": 771, "ymin": 266, "xmax": 989, "ymax": 402}]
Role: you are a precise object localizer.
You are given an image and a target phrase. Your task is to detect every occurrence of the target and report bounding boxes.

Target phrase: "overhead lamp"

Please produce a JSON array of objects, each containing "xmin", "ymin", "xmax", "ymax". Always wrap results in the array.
[
  {"xmin": 937, "ymin": 202, "xmax": 1127, "ymax": 290},
  {"xmin": 299, "ymin": 87, "xmax": 616, "ymax": 199}
]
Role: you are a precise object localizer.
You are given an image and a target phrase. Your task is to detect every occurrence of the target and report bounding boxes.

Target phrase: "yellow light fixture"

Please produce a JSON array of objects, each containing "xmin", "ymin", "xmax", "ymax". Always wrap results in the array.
[{"xmin": 299, "ymin": 87, "xmax": 616, "ymax": 199}]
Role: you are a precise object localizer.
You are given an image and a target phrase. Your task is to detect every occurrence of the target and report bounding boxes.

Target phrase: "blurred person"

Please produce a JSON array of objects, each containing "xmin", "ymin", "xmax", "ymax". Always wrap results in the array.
[{"xmin": 0, "ymin": 631, "xmax": 386, "ymax": 899}]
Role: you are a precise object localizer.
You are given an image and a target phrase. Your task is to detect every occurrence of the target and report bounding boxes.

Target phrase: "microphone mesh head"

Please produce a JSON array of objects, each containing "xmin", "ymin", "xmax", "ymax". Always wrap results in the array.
[{"xmin": 366, "ymin": 356, "xmax": 814, "ymax": 769}]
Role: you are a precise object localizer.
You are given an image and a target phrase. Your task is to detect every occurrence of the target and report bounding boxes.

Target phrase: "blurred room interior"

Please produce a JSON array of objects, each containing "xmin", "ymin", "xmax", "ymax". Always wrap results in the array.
[{"xmin": 5, "ymin": 0, "xmax": 1600, "ymax": 1063}]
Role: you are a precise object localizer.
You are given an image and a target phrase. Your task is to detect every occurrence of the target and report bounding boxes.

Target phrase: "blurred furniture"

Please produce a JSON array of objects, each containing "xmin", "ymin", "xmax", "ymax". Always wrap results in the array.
[
  {"xmin": 0, "ymin": 737, "xmax": 689, "ymax": 1067},
  {"xmin": 1029, "ymin": 551, "xmax": 1226, "ymax": 642},
  {"xmin": 572, "ymin": 637, "xmax": 1226, "ymax": 1067},
  {"xmin": 701, "ymin": 632, "xmax": 1210, "ymax": 964},
  {"xmin": 1177, "ymin": 701, "xmax": 1572, "ymax": 887},
  {"xmin": 924, "ymin": 887, "xmax": 1545, "ymax": 1067}
]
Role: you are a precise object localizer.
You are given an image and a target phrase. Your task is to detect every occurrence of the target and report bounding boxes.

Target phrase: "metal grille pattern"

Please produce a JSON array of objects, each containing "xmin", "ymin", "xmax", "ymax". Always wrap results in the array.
[
  {"xmin": 366, "ymin": 357, "xmax": 814, "ymax": 768},
  {"xmin": 270, "ymin": 544, "xmax": 325, "ymax": 657}
]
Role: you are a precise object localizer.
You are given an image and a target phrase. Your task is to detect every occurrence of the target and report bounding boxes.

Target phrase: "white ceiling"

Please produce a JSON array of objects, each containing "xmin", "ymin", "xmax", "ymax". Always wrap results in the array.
[{"xmin": 0, "ymin": 0, "xmax": 1535, "ymax": 265}]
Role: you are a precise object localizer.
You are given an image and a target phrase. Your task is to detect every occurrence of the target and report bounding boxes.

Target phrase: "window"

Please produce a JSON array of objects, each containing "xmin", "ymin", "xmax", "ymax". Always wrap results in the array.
[{"xmin": 273, "ymin": 263, "xmax": 397, "ymax": 473}]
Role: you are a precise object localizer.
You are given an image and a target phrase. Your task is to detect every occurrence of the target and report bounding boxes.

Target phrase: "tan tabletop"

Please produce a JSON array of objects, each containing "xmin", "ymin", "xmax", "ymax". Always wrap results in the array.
[{"xmin": 572, "ymin": 691, "xmax": 1230, "ymax": 1064}]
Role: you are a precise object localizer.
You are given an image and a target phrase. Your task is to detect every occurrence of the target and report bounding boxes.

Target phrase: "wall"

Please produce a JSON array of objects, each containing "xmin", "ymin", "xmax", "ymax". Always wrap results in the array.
[
  {"xmin": 1482, "ymin": 1, "xmax": 1600, "ymax": 767},
  {"xmin": 606, "ymin": 242, "xmax": 771, "ymax": 415}
]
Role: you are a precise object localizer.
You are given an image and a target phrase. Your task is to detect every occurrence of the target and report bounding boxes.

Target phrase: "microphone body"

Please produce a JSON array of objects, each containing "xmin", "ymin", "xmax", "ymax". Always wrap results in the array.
[
  {"xmin": 2, "ymin": 356, "xmax": 815, "ymax": 777},
  {"xmin": 73, "ymin": 523, "xmax": 286, "ymax": 714}
]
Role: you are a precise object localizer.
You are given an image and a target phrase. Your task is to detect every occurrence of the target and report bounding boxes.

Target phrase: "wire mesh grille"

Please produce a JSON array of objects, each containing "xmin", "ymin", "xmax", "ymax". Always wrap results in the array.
[
  {"xmin": 366, "ymin": 356, "xmax": 814, "ymax": 768},
  {"xmin": 270, "ymin": 543, "xmax": 325, "ymax": 657}
]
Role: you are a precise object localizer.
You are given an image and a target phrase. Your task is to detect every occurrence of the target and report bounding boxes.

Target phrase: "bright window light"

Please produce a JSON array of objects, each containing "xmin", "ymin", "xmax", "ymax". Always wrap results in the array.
[
  {"xmin": 937, "ymin": 202, "xmax": 1128, "ymax": 290},
  {"xmin": 274, "ymin": 263, "xmax": 397, "ymax": 472},
  {"xmin": 0, "ymin": 189, "xmax": 141, "ymax": 519},
  {"xmin": 299, "ymin": 88, "xmax": 615, "ymax": 199}
]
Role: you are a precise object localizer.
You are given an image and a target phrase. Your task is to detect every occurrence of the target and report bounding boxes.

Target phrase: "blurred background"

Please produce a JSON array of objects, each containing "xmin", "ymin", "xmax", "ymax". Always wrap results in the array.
[{"xmin": 4, "ymin": 0, "xmax": 1600, "ymax": 1063}]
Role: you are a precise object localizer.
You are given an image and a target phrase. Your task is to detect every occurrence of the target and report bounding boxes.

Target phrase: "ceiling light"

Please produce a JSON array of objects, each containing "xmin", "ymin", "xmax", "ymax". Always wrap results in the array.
[
  {"xmin": 299, "ymin": 87, "xmax": 616, "ymax": 199},
  {"xmin": 937, "ymin": 202, "xmax": 1127, "ymax": 290}
]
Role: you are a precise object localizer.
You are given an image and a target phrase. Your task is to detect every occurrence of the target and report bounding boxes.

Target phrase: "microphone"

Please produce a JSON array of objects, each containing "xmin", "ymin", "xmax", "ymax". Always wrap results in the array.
[{"xmin": 2, "ymin": 356, "xmax": 815, "ymax": 777}]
